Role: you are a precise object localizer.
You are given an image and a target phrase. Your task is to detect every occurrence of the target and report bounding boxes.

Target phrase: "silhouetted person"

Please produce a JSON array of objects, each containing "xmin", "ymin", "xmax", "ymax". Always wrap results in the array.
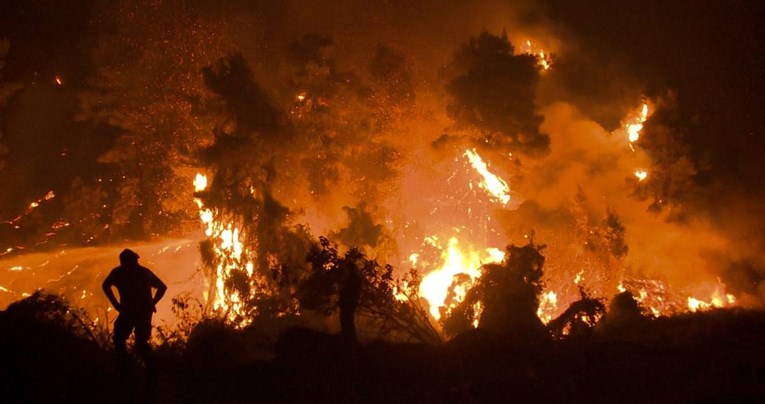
[
  {"xmin": 102, "ymin": 249, "xmax": 167, "ymax": 370},
  {"xmin": 338, "ymin": 262, "xmax": 362, "ymax": 345}
]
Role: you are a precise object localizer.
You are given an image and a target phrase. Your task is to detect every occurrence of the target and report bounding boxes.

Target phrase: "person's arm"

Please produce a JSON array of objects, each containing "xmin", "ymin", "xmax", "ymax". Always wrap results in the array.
[
  {"xmin": 101, "ymin": 273, "xmax": 122, "ymax": 312},
  {"xmin": 151, "ymin": 273, "xmax": 167, "ymax": 306}
]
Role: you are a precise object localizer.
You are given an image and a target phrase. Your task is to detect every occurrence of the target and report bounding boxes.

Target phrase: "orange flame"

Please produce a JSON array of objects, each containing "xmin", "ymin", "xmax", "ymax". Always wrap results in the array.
[
  {"xmin": 193, "ymin": 173, "xmax": 259, "ymax": 325},
  {"xmin": 464, "ymin": 149, "xmax": 511, "ymax": 205},
  {"xmin": 626, "ymin": 102, "xmax": 649, "ymax": 144},
  {"xmin": 419, "ymin": 236, "xmax": 504, "ymax": 321},
  {"xmin": 522, "ymin": 40, "xmax": 553, "ymax": 71}
]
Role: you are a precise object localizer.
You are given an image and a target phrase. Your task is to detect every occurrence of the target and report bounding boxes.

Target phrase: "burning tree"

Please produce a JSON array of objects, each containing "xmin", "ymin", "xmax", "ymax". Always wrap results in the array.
[
  {"xmin": 190, "ymin": 35, "xmax": 417, "ymax": 324},
  {"xmin": 192, "ymin": 52, "xmax": 316, "ymax": 323}
]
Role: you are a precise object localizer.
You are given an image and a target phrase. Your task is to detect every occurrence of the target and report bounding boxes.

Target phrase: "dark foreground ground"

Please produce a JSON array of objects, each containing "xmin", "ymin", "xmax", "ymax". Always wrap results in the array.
[{"xmin": 1, "ymin": 296, "xmax": 764, "ymax": 403}]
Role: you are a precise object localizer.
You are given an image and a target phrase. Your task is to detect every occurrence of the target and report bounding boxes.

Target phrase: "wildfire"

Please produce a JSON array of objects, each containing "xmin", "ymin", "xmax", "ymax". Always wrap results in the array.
[
  {"xmin": 419, "ymin": 236, "xmax": 504, "ymax": 321},
  {"xmin": 625, "ymin": 102, "xmax": 649, "ymax": 144},
  {"xmin": 522, "ymin": 40, "xmax": 553, "ymax": 71},
  {"xmin": 687, "ymin": 285, "xmax": 736, "ymax": 313},
  {"xmin": 537, "ymin": 291, "xmax": 558, "ymax": 324},
  {"xmin": 193, "ymin": 173, "xmax": 260, "ymax": 325},
  {"xmin": 617, "ymin": 278, "xmax": 737, "ymax": 316},
  {"xmin": 464, "ymin": 149, "xmax": 511, "ymax": 205}
]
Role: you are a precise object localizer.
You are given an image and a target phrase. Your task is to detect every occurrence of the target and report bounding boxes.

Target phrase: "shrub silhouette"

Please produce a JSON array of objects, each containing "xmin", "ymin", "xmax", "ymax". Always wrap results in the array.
[
  {"xmin": 443, "ymin": 241, "xmax": 547, "ymax": 340},
  {"xmin": 298, "ymin": 236, "xmax": 440, "ymax": 344}
]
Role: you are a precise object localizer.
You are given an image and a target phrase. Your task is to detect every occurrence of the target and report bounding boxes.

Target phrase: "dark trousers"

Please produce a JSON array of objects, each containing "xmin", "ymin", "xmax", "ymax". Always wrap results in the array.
[
  {"xmin": 113, "ymin": 311, "xmax": 154, "ymax": 366},
  {"xmin": 339, "ymin": 303, "xmax": 358, "ymax": 344}
]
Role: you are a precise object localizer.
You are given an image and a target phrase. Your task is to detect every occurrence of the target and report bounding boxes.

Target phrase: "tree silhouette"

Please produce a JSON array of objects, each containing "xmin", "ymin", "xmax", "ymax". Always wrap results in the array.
[
  {"xmin": 547, "ymin": 286, "xmax": 606, "ymax": 339},
  {"xmin": 299, "ymin": 236, "xmax": 441, "ymax": 344},
  {"xmin": 445, "ymin": 31, "xmax": 548, "ymax": 157}
]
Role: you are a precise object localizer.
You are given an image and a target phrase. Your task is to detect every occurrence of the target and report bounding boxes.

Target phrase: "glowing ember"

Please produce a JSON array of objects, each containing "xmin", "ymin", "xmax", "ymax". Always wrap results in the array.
[
  {"xmin": 472, "ymin": 301, "xmax": 484, "ymax": 328},
  {"xmin": 464, "ymin": 149, "xmax": 511, "ymax": 205},
  {"xmin": 574, "ymin": 270, "xmax": 585, "ymax": 284},
  {"xmin": 54, "ymin": 75, "xmax": 62, "ymax": 85},
  {"xmin": 1, "ymin": 191, "xmax": 60, "ymax": 254}
]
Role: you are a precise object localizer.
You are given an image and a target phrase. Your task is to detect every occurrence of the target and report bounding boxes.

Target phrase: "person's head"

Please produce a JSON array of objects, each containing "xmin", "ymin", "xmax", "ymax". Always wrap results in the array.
[{"xmin": 119, "ymin": 249, "xmax": 140, "ymax": 266}]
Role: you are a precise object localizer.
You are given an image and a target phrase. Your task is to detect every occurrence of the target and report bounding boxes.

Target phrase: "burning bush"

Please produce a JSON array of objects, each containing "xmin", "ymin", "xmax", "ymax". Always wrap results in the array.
[
  {"xmin": 443, "ymin": 240, "xmax": 547, "ymax": 340},
  {"xmin": 547, "ymin": 287, "xmax": 607, "ymax": 340}
]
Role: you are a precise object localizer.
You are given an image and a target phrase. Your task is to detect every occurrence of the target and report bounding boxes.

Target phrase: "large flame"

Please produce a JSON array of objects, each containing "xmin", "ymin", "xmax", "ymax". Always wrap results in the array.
[
  {"xmin": 187, "ymin": 96, "xmax": 738, "ymax": 334},
  {"xmin": 464, "ymin": 149, "xmax": 511, "ymax": 206},
  {"xmin": 194, "ymin": 173, "xmax": 260, "ymax": 325},
  {"xmin": 625, "ymin": 102, "xmax": 650, "ymax": 144},
  {"xmin": 419, "ymin": 236, "xmax": 504, "ymax": 321}
]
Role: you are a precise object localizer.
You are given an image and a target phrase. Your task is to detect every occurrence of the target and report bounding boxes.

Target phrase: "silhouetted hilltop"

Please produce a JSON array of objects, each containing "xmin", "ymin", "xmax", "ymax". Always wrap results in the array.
[{"xmin": 2, "ymin": 292, "xmax": 764, "ymax": 403}]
